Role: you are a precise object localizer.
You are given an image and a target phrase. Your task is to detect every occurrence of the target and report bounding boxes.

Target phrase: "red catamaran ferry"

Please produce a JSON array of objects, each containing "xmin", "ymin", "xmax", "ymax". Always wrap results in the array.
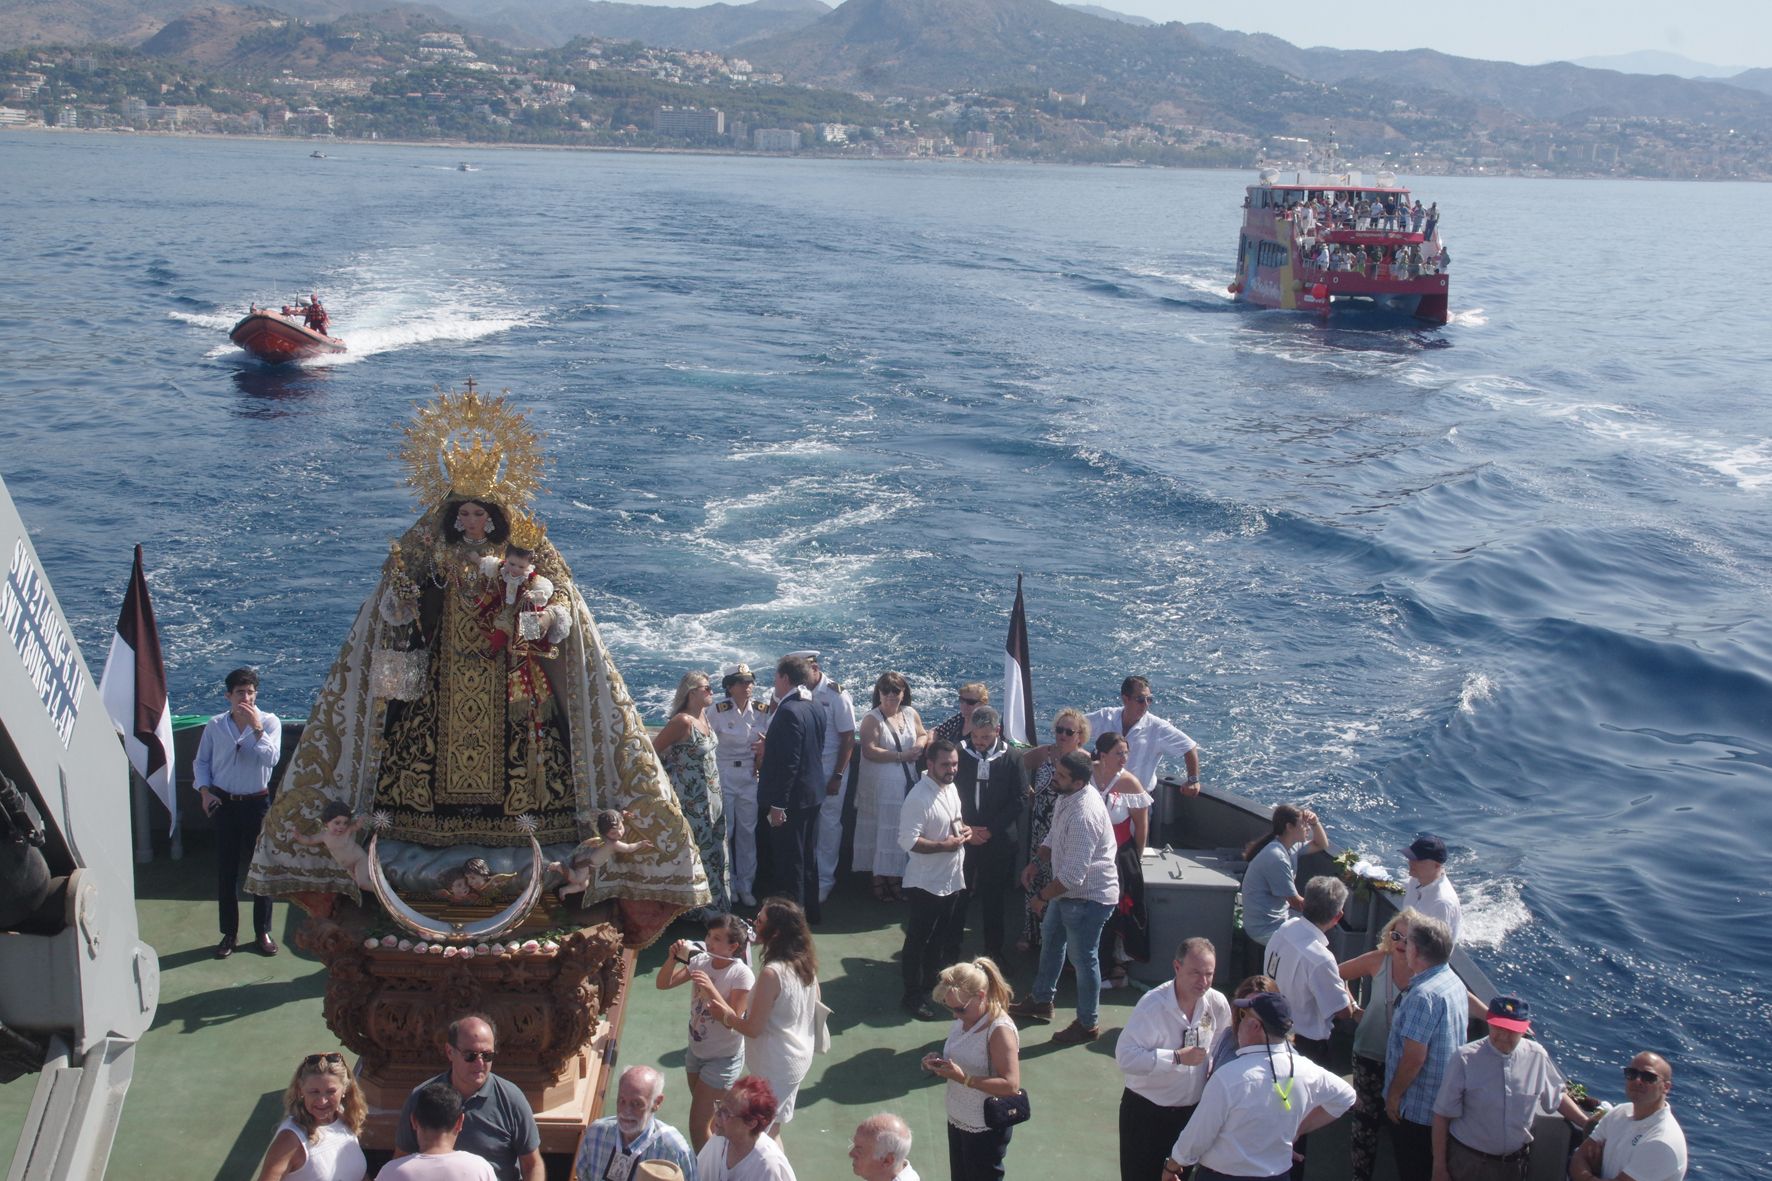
[{"xmin": 1230, "ymin": 167, "xmax": 1450, "ymax": 324}]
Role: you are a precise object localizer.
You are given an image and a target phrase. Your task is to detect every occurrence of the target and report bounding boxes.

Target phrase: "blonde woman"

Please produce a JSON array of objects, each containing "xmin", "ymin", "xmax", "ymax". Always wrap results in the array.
[
  {"xmin": 1016, "ymin": 708, "xmax": 1090, "ymax": 951},
  {"xmin": 654, "ymin": 671, "xmax": 727, "ymax": 913},
  {"xmin": 921, "ymin": 958, "xmax": 1021, "ymax": 1181},
  {"xmin": 255, "ymin": 1052, "xmax": 367, "ymax": 1181}
]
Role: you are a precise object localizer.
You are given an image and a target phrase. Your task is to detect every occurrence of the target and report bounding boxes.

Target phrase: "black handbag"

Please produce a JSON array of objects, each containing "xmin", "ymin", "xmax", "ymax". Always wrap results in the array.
[{"xmin": 982, "ymin": 1088, "xmax": 1031, "ymax": 1129}]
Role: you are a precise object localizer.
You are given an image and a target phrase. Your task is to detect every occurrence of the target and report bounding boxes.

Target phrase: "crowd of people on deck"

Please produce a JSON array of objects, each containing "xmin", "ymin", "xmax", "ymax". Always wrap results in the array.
[
  {"xmin": 1308, "ymin": 242, "xmax": 1449, "ymax": 279},
  {"xmin": 241, "ymin": 654, "xmax": 1686, "ymax": 1181},
  {"xmin": 1276, "ymin": 194, "xmax": 1441, "ymax": 239}
]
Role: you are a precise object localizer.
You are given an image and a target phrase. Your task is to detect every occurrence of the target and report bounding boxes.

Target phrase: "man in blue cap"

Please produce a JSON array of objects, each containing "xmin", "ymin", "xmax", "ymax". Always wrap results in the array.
[
  {"xmin": 1401, "ymin": 833, "xmax": 1463, "ymax": 945},
  {"xmin": 1431, "ymin": 995, "xmax": 1593, "ymax": 1180},
  {"xmin": 1162, "ymin": 992, "xmax": 1355, "ymax": 1181}
]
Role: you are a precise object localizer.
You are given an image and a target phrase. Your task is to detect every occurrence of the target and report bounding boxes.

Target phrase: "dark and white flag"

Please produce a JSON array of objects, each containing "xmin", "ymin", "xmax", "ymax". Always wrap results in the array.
[
  {"xmin": 100, "ymin": 545, "xmax": 176, "ymax": 832},
  {"xmin": 1002, "ymin": 575, "xmax": 1036, "ymax": 746}
]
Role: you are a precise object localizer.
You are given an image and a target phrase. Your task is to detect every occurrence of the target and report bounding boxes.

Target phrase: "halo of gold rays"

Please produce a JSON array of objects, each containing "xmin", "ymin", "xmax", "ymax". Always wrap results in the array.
[{"xmin": 398, "ymin": 378, "xmax": 548, "ymax": 516}]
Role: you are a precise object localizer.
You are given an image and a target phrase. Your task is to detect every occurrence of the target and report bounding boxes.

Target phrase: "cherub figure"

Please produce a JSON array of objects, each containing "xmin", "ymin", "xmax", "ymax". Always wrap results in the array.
[
  {"xmin": 286, "ymin": 801, "xmax": 374, "ymax": 892},
  {"xmin": 461, "ymin": 856, "xmax": 522, "ymax": 901},
  {"xmin": 550, "ymin": 810, "xmax": 654, "ymax": 903}
]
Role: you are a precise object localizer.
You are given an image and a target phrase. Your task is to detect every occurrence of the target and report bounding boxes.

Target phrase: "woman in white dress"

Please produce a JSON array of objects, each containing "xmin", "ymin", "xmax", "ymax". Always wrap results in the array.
[
  {"xmin": 853, "ymin": 670, "xmax": 928, "ymax": 901},
  {"xmin": 921, "ymin": 958, "xmax": 1021, "ymax": 1181},
  {"xmin": 254, "ymin": 1052, "xmax": 367, "ymax": 1181},
  {"xmin": 693, "ymin": 898, "xmax": 821, "ymax": 1140},
  {"xmin": 695, "ymin": 1076, "xmax": 797, "ymax": 1180}
]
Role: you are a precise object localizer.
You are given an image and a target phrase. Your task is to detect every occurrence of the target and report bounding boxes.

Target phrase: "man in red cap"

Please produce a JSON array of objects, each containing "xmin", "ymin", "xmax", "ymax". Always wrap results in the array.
[{"xmin": 1430, "ymin": 996, "xmax": 1592, "ymax": 1180}]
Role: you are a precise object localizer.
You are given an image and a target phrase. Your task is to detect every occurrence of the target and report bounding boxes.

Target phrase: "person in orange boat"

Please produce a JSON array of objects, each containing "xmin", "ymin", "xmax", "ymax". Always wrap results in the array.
[{"xmin": 303, "ymin": 293, "xmax": 330, "ymax": 336}]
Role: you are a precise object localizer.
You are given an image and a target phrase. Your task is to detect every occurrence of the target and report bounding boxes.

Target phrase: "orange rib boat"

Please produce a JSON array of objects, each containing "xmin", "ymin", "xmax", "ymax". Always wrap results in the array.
[{"xmin": 228, "ymin": 309, "xmax": 347, "ymax": 364}]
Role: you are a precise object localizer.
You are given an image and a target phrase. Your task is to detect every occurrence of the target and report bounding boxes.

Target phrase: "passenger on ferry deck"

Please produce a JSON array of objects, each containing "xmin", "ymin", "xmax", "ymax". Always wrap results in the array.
[
  {"xmin": 378, "ymin": 1082, "xmax": 493, "ymax": 1181},
  {"xmin": 789, "ymin": 650, "xmax": 856, "ymax": 910},
  {"xmin": 849, "ymin": 1113, "xmax": 918, "ymax": 1181},
  {"xmin": 1162, "ymin": 992, "xmax": 1356, "ymax": 1181},
  {"xmin": 930, "ymin": 682, "xmax": 990, "ymax": 747},
  {"xmin": 1115, "ymin": 937, "xmax": 1231, "ymax": 1181},
  {"xmin": 1567, "ymin": 1052, "xmax": 1687, "ymax": 1181},
  {"xmin": 394, "ymin": 1015, "xmax": 542, "ymax": 1181},
  {"xmin": 195, "ymin": 665, "xmax": 281, "ymax": 960},
  {"xmin": 1339, "ymin": 909, "xmax": 1422, "ymax": 1181},
  {"xmin": 570, "ymin": 1065, "xmax": 697, "ymax": 1181},
  {"xmin": 1400, "ymin": 834, "xmax": 1463, "ymax": 944},
  {"xmin": 758, "ymin": 655, "xmax": 826, "ymax": 916},
  {"xmin": 255, "ymin": 1051, "xmax": 368, "ymax": 1181},
  {"xmin": 1239, "ymin": 805, "xmax": 1327, "ymax": 949},
  {"xmin": 1209, "ymin": 973, "xmax": 1278, "ymax": 1074},
  {"xmin": 954, "ymin": 707, "xmax": 1027, "ymax": 961},
  {"xmin": 897, "ymin": 739, "xmax": 971, "ymax": 1021},
  {"xmin": 1425, "ymin": 202, "xmax": 1440, "ymax": 239},
  {"xmin": 1084, "ymin": 676, "xmax": 1201, "ymax": 808},
  {"xmin": 1383, "ymin": 916, "xmax": 1463, "ymax": 1181},
  {"xmin": 1430, "ymin": 996, "xmax": 1594, "ymax": 1181}
]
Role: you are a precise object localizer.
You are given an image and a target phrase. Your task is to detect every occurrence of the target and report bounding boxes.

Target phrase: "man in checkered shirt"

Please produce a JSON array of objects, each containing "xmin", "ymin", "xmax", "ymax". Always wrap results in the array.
[{"xmin": 1383, "ymin": 915, "xmax": 1465, "ymax": 1181}]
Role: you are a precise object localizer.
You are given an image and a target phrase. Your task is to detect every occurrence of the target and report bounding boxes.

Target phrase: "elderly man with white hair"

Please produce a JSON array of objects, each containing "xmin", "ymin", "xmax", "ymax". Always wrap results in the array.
[
  {"xmin": 572, "ymin": 1065, "xmax": 698, "ymax": 1181},
  {"xmin": 849, "ymin": 1113, "xmax": 918, "ymax": 1181}
]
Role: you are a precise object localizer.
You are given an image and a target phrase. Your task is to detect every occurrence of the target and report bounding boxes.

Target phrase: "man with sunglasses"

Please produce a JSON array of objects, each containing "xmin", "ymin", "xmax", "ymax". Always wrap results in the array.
[
  {"xmin": 1568, "ymin": 1053, "xmax": 1686, "ymax": 1181},
  {"xmin": 1085, "ymin": 676, "xmax": 1201, "ymax": 809},
  {"xmin": 394, "ymin": 1014, "xmax": 542, "ymax": 1181}
]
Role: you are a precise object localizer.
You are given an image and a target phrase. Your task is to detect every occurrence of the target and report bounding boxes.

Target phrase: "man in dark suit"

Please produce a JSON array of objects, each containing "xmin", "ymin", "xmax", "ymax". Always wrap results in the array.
[
  {"xmin": 759, "ymin": 653, "xmax": 827, "ymax": 920},
  {"xmin": 953, "ymin": 706, "xmax": 1027, "ymax": 959}
]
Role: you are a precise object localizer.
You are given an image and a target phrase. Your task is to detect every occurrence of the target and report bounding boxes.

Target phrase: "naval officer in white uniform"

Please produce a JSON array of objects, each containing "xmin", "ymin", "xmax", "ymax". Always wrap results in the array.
[{"xmin": 707, "ymin": 662, "xmax": 770, "ymax": 906}]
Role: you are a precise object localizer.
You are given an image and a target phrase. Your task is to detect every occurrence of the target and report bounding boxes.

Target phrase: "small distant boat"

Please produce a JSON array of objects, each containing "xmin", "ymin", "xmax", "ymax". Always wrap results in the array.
[
  {"xmin": 228, "ymin": 309, "xmax": 346, "ymax": 364},
  {"xmin": 458, "ymin": 162, "xmax": 475, "ymax": 172},
  {"xmin": 311, "ymin": 151, "xmax": 329, "ymax": 159}
]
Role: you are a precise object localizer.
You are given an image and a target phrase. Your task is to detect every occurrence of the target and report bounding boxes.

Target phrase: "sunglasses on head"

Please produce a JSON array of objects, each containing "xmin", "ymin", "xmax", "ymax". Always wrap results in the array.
[
  {"xmin": 302, "ymin": 1052, "xmax": 344, "ymax": 1068},
  {"xmin": 1621, "ymin": 1066, "xmax": 1664, "ymax": 1084},
  {"xmin": 456, "ymin": 1050, "xmax": 496, "ymax": 1063}
]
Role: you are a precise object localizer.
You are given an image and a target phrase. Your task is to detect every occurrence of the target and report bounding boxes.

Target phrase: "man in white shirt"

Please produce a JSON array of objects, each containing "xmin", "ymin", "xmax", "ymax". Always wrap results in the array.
[
  {"xmin": 849, "ymin": 1113, "xmax": 919, "ymax": 1181},
  {"xmin": 1116, "ymin": 937, "xmax": 1233, "ymax": 1181},
  {"xmin": 1264, "ymin": 877, "xmax": 1360, "ymax": 1063},
  {"xmin": 1009, "ymin": 750, "xmax": 1119, "ymax": 1045},
  {"xmin": 1164, "ymin": 992, "xmax": 1356, "ymax": 1181},
  {"xmin": 1568, "ymin": 1052, "xmax": 1687, "ymax": 1181},
  {"xmin": 897, "ymin": 739, "xmax": 971, "ymax": 1021},
  {"xmin": 787, "ymin": 649, "xmax": 857, "ymax": 906},
  {"xmin": 707, "ymin": 662, "xmax": 769, "ymax": 906},
  {"xmin": 1085, "ymin": 676, "xmax": 1202, "ymax": 802},
  {"xmin": 1400, "ymin": 834, "xmax": 1463, "ymax": 945}
]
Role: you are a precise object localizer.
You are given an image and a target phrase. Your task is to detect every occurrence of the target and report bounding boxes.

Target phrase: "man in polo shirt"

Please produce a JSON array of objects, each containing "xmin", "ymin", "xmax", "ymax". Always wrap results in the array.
[
  {"xmin": 897, "ymin": 739, "xmax": 970, "ymax": 1020},
  {"xmin": 1162, "ymin": 992, "xmax": 1356, "ymax": 1181},
  {"xmin": 1431, "ymin": 996, "xmax": 1593, "ymax": 1181},
  {"xmin": 1264, "ymin": 876, "xmax": 1360, "ymax": 1063},
  {"xmin": 1115, "ymin": 937, "xmax": 1232, "ymax": 1181},
  {"xmin": 396, "ymin": 1014, "xmax": 543, "ymax": 1181},
  {"xmin": 1401, "ymin": 833, "xmax": 1463, "ymax": 945},
  {"xmin": 1084, "ymin": 676, "xmax": 1202, "ymax": 800},
  {"xmin": 194, "ymin": 666, "xmax": 282, "ymax": 959},
  {"xmin": 1568, "ymin": 1052, "xmax": 1687, "ymax": 1181},
  {"xmin": 1384, "ymin": 915, "xmax": 1465, "ymax": 1181},
  {"xmin": 571, "ymin": 1066, "xmax": 696, "ymax": 1181}
]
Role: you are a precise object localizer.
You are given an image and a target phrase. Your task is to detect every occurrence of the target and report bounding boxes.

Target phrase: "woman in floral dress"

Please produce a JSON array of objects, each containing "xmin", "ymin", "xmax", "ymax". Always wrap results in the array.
[
  {"xmin": 655, "ymin": 671, "xmax": 730, "ymax": 914},
  {"xmin": 1014, "ymin": 707, "xmax": 1090, "ymax": 951}
]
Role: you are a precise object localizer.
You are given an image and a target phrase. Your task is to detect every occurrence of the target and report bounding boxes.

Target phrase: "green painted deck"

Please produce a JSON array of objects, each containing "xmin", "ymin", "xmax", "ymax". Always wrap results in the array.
[{"xmin": 1, "ymin": 837, "xmax": 1378, "ymax": 1180}]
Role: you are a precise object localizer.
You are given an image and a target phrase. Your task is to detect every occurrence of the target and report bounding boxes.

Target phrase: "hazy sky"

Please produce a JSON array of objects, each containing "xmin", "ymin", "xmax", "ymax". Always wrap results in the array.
[{"xmin": 636, "ymin": 0, "xmax": 1771, "ymax": 72}]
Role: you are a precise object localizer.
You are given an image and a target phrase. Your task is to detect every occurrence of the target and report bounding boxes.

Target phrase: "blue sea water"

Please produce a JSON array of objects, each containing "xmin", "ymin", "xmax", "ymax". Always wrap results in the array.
[{"xmin": 2, "ymin": 133, "xmax": 1769, "ymax": 1175}]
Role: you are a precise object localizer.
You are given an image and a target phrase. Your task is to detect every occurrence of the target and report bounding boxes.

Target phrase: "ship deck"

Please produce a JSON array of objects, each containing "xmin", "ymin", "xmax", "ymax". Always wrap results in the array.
[{"xmin": 1, "ymin": 792, "xmax": 1552, "ymax": 1180}]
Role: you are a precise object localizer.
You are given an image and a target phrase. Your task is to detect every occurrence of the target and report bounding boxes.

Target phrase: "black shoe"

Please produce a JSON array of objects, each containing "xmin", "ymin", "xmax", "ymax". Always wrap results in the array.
[
  {"xmin": 901, "ymin": 994, "xmax": 941, "ymax": 1021},
  {"xmin": 254, "ymin": 933, "xmax": 279, "ymax": 957},
  {"xmin": 213, "ymin": 935, "xmax": 236, "ymax": 959}
]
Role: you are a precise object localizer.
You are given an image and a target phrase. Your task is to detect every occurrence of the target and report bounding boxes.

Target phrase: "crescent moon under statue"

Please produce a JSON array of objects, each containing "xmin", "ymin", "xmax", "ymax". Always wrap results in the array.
[{"xmin": 366, "ymin": 830, "xmax": 546, "ymax": 943}]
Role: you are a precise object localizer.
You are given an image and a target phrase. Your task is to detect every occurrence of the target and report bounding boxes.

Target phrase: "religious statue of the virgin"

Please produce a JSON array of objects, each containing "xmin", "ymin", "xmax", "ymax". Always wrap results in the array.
[{"xmin": 247, "ymin": 383, "xmax": 708, "ymax": 944}]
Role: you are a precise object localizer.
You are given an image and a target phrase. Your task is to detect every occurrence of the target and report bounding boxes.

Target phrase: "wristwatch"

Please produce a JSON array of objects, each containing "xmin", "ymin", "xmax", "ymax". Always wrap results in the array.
[{"xmin": 1162, "ymin": 1161, "xmax": 1185, "ymax": 1177}]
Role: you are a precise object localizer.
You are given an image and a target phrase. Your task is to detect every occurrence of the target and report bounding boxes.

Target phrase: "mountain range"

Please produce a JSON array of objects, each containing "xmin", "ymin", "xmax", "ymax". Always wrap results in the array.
[{"xmin": 6, "ymin": 0, "xmax": 1771, "ymax": 154}]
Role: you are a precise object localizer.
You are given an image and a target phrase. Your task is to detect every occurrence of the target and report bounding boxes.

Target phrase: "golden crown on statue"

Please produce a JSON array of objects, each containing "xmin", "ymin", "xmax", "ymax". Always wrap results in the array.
[
  {"xmin": 505, "ymin": 511, "xmax": 547, "ymax": 550},
  {"xmin": 399, "ymin": 379, "xmax": 548, "ymax": 515}
]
